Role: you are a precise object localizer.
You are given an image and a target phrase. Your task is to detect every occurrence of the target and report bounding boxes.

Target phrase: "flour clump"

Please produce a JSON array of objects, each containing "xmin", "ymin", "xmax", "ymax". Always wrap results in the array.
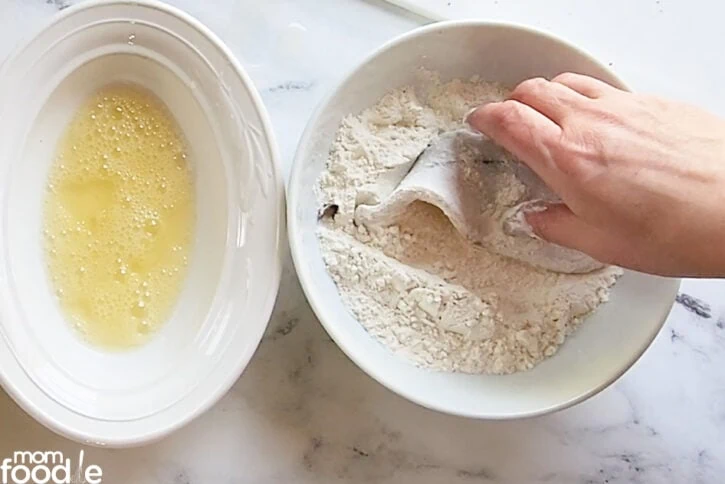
[{"xmin": 316, "ymin": 74, "xmax": 622, "ymax": 374}]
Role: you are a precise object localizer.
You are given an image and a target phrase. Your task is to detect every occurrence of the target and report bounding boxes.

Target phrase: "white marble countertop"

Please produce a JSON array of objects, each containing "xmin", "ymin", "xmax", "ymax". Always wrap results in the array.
[{"xmin": 1, "ymin": 0, "xmax": 725, "ymax": 482}]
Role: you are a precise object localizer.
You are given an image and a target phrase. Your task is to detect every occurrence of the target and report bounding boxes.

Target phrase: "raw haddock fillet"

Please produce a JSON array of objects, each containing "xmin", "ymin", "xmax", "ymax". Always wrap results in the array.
[{"xmin": 353, "ymin": 129, "xmax": 604, "ymax": 274}]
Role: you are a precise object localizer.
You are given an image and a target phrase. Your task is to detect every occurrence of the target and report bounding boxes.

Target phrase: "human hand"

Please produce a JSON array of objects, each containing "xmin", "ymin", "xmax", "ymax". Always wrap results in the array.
[{"xmin": 468, "ymin": 73, "xmax": 725, "ymax": 277}]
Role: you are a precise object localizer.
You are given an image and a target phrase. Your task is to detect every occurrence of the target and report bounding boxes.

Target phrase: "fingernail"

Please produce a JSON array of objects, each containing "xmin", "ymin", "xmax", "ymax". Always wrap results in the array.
[
  {"xmin": 502, "ymin": 200, "xmax": 549, "ymax": 239},
  {"xmin": 464, "ymin": 102, "xmax": 504, "ymax": 127},
  {"xmin": 463, "ymin": 106, "xmax": 480, "ymax": 125}
]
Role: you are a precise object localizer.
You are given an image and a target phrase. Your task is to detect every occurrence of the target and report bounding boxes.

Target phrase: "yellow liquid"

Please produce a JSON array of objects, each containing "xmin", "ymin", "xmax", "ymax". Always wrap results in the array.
[{"xmin": 44, "ymin": 84, "xmax": 195, "ymax": 349}]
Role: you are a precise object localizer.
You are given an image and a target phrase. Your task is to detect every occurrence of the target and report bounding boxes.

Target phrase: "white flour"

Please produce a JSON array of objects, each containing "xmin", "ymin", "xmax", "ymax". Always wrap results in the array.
[{"xmin": 316, "ymin": 75, "xmax": 622, "ymax": 374}]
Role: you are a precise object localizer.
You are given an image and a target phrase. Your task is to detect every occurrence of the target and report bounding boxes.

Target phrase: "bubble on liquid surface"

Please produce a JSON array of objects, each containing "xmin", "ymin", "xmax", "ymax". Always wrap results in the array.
[{"xmin": 43, "ymin": 83, "xmax": 195, "ymax": 349}]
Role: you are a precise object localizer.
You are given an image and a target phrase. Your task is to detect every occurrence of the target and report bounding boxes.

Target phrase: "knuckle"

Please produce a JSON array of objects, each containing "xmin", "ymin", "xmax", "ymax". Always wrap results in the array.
[
  {"xmin": 513, "ymin": 77, "xmax": 549, "ymax": 98},
  {"xmin": 551, "ymin": 72, "xmax": 579, "ymax": 84},
  {"xmin": 568, "ymin": 128, "xmax": 606, "ymax": 155},
  {"xmin": 556, "ymin": 129, "xmax": 606, "ymax": 178},
  {"xmin": 493, "ymin": 100, "xmax": 525, "ymax": 127},
  {"xmin": 590, "ymin": 103, "xmax": 622, "ymax": 124}
]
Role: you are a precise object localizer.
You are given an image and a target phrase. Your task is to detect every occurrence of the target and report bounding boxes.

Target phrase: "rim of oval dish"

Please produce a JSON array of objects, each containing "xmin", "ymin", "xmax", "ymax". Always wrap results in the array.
[
  {"xmin": 287, "ymin": 19, "xmax": 680, "ymax": 419},
  {"xmin": 0, "ymin": 0, "xmax": 284, "ymax": 446}
]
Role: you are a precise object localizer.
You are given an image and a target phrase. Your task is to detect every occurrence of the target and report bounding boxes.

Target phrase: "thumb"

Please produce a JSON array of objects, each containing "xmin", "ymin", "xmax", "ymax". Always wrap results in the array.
[{"xmin": 523, "ymin": 202, "xmax": 622, "ymax": 266}]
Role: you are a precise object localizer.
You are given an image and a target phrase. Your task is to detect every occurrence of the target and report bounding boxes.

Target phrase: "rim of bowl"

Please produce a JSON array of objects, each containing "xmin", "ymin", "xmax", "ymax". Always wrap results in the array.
[
  {"xmin": 0, "ymin": 0, "xmax": 285, "ymax": 446},
  {"xmin": 287, "ymin": 19, "xmax": 680, "ymax": 419}
]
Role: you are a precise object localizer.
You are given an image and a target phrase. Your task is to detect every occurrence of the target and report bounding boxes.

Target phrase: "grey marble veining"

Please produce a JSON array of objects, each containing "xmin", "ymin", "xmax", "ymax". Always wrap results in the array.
[{"xmin": 1, "ymin": 0, "xmax": 725, "ymax": 483}]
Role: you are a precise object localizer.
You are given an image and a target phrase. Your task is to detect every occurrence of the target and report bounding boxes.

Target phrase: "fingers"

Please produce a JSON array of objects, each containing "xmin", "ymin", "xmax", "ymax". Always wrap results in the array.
[
  {"xmin": 551, "ymin": 72, "xmax": 621, "ymax": 99},
  {"xmin": 468, "ymin": 75, "xmax": 618, "ymax": 198},
  {"xmin": 509, "ymin": 77, "xmax": 588, "ymax": 124},
  {"xmin": 524, "ymin": 203, "xmax": 623, "ymax": 265},
  {"xmin": 467, "ymin": 100, "xmax": 565, "ymax": 194}
]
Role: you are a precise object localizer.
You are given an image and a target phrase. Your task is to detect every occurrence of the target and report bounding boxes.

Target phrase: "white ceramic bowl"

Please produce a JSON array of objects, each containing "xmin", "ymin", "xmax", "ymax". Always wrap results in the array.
[
  {"xmin": 0, "ymin": 1, "xmax": 283, "ymax": 446},
  {"xmin": 288, "ymin": 21, "xmax": 680, "ymax": 418}
]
